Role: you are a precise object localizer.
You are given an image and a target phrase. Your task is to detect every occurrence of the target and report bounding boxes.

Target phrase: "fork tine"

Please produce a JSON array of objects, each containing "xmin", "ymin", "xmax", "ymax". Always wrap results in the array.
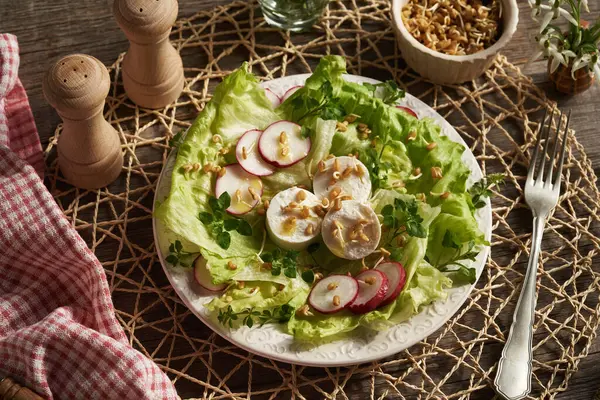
[
  {"xmin": 545, "ymin": 109, "xmax": 564, "ymax": 184},
  {"xmin": 537, "ymin": 107, "xmax": 555, "ymax": 182},
  {"xmin": 553, "ymin": 109, "xmax": 571, "ymax": 188},
  {"xmin": 527, "ymin": 108, "xmax": 549, "ymax": 181}
]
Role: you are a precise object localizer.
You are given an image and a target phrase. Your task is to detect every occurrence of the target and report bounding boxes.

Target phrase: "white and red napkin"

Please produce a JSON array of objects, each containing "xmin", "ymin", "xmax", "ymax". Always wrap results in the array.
[{"xmin": 0, "ymin": 34, "xmax": 178, "ymax": 399}]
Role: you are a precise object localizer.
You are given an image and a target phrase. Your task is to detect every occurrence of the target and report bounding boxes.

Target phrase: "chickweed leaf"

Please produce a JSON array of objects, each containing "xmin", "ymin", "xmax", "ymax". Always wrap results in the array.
[
  {"xmin": 218, "ymin": 191, "xmax": 231, "ymax": 210},
  {"xmin": 301, "ymin": 270, "xmax": 315, "ymax": 284},
  {"xmin": 224, "ymin": 219, "xmax": 240, "ymax": 231},
  {"xmin": 198, "ymin": 212, "xmax": 214, "ymax": 224},
  {"xmin": 217, "ymin": 231, "xmax": 231, "ymax": 250},
  {"xmin": 469, "ymin": 173, "xmax": 504, "ymax": 209},
  {"xmin": 237, "ymin": 220, "xmax": 253, "ymax": 236}
]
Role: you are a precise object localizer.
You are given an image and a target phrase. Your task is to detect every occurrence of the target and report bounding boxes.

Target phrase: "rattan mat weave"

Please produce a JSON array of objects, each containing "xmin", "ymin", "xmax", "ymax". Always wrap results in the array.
[{"xmin": 43, "ymin": 1, "xmax": 600, "ymax": 398}]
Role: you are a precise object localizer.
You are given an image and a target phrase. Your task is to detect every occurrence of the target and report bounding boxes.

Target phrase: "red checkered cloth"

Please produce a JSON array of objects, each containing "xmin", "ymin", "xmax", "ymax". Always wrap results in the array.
[{"xmin": 0, "ymin": 34, "xmax": 178, "ymax": 399}]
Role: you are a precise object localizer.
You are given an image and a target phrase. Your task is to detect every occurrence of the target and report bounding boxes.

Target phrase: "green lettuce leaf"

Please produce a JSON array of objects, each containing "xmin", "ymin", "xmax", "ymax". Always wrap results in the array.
[
  {"xmin": 361, "ymin": 261, "xmax": 452, "ymax": 331},
  {"xmin": 426, "ymin": 193, "xmax": 487, "ymax": 267},
  {"xmin": 155, "ymin": 63, "xmax": 279, "ymax": 278}
]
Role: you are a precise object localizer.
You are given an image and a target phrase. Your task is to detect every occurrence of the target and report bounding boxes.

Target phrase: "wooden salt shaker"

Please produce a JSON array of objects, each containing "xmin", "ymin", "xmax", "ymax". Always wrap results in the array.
[
  {"xmin": 43, "ymin": 54, "xmax": 124, "ymax": 189},
  {"xmin": 113, "ymin": 0, "xmax": 184, "ymax": 109}
]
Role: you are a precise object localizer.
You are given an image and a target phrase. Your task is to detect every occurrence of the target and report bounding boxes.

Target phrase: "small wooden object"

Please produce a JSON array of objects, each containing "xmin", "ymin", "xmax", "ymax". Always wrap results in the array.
[
  {"xmin": 113, "ymin": 0, "xmax": 184, "ymax": 109},
  {"xmin": 0, "ymin": 377, "xmax": 43, "ymax": 400},
  {"xmin": 43, "ymin": 54, "xmax": 124, "ymax": 189}
]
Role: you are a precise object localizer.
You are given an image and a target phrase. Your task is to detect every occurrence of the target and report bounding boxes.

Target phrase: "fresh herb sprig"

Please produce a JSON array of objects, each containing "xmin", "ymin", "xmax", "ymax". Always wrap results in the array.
[
  {"xmin": 199, "ymin": 192, "xmax": 253, "ymax": 250},
  {"xmin": 382, "ymin": 198, "xmax": 427, "ymax": 240},
  {"xmin": 469, "ymin": 173, "xmax": 504, "ymax": 209},
  {"xmin": 291, "ymin": 81, "xmax": 345, "ymax": 123},
  {"xmin": 166, "ymin": 240, "xmax": 195, "ymax": 267},
  {"xmin": 363, "ymin": 80, "xmax": 405, "ymax": 105},
  {"xmin": 168, "ymin": 129, "xmax": 185, "ymax": 148},
  {"xmin": 437, "ymin": 231, "xmax": 479, "ymax": 284},
  {"xmin": 217, "ymin": 304, "xmax": 294, "ymax": 328},
  {"xmin": 357, "ymin": 147, "xmax": 388, "ymax": 190},
  {"xmin": 261, "ymin": 248, "xmax": 299, "ymax": 279}
]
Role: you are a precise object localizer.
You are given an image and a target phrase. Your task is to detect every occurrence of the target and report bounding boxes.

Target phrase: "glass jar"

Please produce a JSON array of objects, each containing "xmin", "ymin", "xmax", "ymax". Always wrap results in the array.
[{"xmin": 258, "ymin": 0, "xmax": 329, "ymax": 32}]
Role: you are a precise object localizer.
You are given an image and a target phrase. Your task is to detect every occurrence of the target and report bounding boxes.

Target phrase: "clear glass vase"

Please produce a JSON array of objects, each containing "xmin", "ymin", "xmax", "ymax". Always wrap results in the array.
[{"xmin": 258, "ymin": 0, "xmax": 329, "ymax": 32}]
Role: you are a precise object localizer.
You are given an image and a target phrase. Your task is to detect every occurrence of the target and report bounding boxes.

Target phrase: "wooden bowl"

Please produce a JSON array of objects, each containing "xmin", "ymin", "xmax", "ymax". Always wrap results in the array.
[{"xmin": 391, "ymin": 0, "xmax": 519, "ymax": 84}]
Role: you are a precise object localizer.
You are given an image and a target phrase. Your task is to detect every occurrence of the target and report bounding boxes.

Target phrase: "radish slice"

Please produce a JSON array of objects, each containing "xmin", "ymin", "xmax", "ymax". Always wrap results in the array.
[
  {"xmin": 348, "ymin": 270, "xmax": 388, "ymax": 314},
  {"xmin": 215, "ymin": 164, "xmax": 263, "ymax": 215},
  {"xmin": 281, "ymin": 85, "xmax": 302, "ymax": 102},
  {"xmin": 396, "ymin": 105, "xmax": 418, "ymax": 118},
  {"xmin": 194, "ymin": 256, "xmax": 227, "ymax": 291},
  {"xmin": 236, "ymin": 129, "xmax": 276, "ymax": 176},
  {"xmin": 264, "ymin": 88, "xmax": 281, "ymax": 108},
  {"xmin": 308, "ymin": 275, "xmax": 358, "ymax": 314},
  {"xmin": 258, "ymin": 120, "xmax": 311, "ymax": 168},
  {"xmin": 375, "ymin": 262, "xmax": 407, "ymax": 307}
]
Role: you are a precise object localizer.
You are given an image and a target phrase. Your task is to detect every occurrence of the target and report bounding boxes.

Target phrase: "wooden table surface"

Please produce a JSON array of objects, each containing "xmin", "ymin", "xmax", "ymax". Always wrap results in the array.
[{"xmin": 3, "ymin": 1, "xmax": 600, "ymax": 399}]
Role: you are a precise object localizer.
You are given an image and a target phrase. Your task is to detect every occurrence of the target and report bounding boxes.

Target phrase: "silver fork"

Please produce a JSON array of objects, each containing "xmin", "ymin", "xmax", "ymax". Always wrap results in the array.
[{"xmin": 494, "ymin": 108, "xmax": 571, "ymax": 400}]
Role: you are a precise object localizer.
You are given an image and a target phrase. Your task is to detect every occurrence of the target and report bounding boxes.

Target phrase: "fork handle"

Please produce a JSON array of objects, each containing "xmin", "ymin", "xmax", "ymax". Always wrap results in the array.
[{"xmin": 494, "ymin": 216, "xmax": 545, "ymax": 400}]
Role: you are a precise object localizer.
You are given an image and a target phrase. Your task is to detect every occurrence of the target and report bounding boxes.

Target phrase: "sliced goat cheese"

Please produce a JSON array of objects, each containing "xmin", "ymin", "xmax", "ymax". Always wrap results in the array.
[
  {"xmin": 312, "ymin": 156, "xmax": 371, "ymax": 203},
  {"xmin": 322, "ymin": 200, "xmax": 380, "ymax": 260},
  {"xmin": 266, "ymin": 187, "xmax": 322, "ymax": 251}
]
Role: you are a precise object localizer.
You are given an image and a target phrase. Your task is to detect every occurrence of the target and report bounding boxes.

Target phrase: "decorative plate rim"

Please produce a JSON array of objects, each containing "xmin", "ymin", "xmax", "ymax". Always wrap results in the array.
[{"xmin": 151, "ymin": 73, "xmax": 492, "ymax": 367}]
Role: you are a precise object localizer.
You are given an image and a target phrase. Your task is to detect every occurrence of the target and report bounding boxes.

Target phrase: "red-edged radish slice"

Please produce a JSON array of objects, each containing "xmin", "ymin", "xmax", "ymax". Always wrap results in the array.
[
  {"xmin": 348, "ymin": 270, "xmax": 388, "ymax": 314},
  {"xmin": 215, "ymin": 164, "xmax": 263, "ymax": 215},
  {"xmin": 259, "ymin": 120, "xmax": 311, "ymax": 168},
  {"xmin": 281, "ymin": 85, "xmax": 303, "ymax": 102},
  {"xmin": 236, "ymin": 129, "xmax": 276, "ymax": 177},
  {"xmin": 396, "ymin": 105, "xmax": 418, "ymax": 118},
  {"xmin": 264, "ymin": 88, "xmax": 281, "ymax": 108},
  {"xmin": 308, "ymin": 275, "xmax": 358, "ymax": 314},
  {"xmin": 194, "ymin": 256, "xmax": 227, "ymax": 291},
  {"xmin": 375, "ymin": 262, "xmax": 407, "ymax": 307}
]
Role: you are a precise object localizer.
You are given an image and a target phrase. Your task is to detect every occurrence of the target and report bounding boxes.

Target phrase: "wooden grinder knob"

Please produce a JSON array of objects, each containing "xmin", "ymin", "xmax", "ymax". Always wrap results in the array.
[
  {"xmin": 114, "ymin": 0, "xmax": 184, "ymax": 109},
  {"xmin": 43, "ymin": 54, "xmax": 124, "ymax": 189}
]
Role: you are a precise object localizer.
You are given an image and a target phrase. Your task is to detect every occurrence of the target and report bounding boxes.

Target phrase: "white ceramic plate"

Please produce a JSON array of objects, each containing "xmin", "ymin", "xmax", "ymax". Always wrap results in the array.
[{"xmin": 152, "ymin": 74, "xmax": 492, "ymax": 367}]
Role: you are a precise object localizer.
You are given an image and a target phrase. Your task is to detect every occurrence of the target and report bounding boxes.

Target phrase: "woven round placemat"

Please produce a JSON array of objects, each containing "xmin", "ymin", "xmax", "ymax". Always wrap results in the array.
[{"xmin": 43, "ymin": 1, "xmax": 600, "ymax": 398}]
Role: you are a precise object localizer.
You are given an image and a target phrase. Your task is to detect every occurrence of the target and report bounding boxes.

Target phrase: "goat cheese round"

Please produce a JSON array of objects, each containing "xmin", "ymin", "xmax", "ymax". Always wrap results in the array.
[
  {"xmin": 322, "ymin": 200, "xmax": 381, "ymax": 260},
  {"xmin": 312, "ymin": 156, "xmax": 371, "ymax": 203},
  {"xmin": 266, "ymin": 187, "xmax": 322, "ymax": 251}
]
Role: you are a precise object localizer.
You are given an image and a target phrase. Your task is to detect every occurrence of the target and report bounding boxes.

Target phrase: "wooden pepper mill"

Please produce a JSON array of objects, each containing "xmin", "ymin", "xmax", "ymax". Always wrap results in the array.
[
  {"xmin": 43, "ymin": 54, "xmax": 124, "ymax": 189},
  {"xmin": 113, "ymin": 0, "xmax": 184, "ymax": 109}
]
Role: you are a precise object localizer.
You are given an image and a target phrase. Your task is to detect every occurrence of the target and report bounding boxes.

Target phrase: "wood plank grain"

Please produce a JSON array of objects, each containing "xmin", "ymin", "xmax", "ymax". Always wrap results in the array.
[{"xmin": 2, "ymin": 1, "xmax": 600, "ymax": 399}]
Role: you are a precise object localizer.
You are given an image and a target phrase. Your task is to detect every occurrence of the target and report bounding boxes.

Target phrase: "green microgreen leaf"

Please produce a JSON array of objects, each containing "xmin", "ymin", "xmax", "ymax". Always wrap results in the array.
[
  {"xmin": 301, "ymin": 270, "xmax": 315, "ymax": 284},
  {"xmin": 209, "ymin": 196, "xmax": 221, "ymax": 212},
  {"xmin": 218, "ymin": 191, "xmax": 231, "ymax": 210},
  {"xmin": 469, "ymin": 173, "xmax": 504, "ymax": 209},
  {"xmin": 223, "ymin": 219, "xmax": 240, "ymax": 231},
  {"xmin": 198, "ymin": 212, "xmax": 214, "ymax": 224},
  {"xmin": 217, "ymin": 231, "xmax": 231, "ymax": 250},
  {"xmin": 165, "ymin": 254, "xmax": 179, "ymax": 265},
  {"xmin": 237, "ymin": 220, "xmax": 253, "ymax": 236},
  {"xmin": 168, "ymin": 129, "xmax": 185, "ymax": 148}
]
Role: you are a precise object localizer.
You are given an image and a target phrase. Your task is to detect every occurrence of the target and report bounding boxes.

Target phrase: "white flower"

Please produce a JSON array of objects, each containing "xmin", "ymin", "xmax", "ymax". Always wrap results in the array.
[
  {"xmin": 571, "ymin": 54, "xmax": 591, "ymax": 79},
  {"xmin": 562, "ymin": 50, "xmax": 576, "ymax": 60},
  {"xmin": 582, "ymin": 0, "xmax": 590, "ymax": 12},
  {"xmin": 536, "ymin": 4, "xmax": 579, "ymax": 27},
  {"xmin": 546, "ymin": 41, "xmax": 567, "ymax": 74}
]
